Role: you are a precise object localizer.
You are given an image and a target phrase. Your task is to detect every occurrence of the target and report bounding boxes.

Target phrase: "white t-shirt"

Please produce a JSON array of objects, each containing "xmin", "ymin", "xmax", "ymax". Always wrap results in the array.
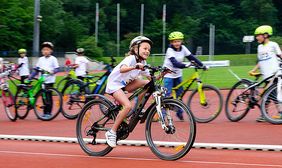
[
  {"xmin": 36, "ymin": 55, "xmax": 59, "ymax": 83},
  {"xmin": 163, "ymin": 45, "xmax": 191, "ymax": 78},
  {"xmin": 257, "ymin": 41, "xmax": 282, "ymax": 79},
  {"xmin": 106, "ymin": 55, "xmax": 150, "ymax": 94},
  {"xmin": 75, "ymin": 56, "xmax": 89, "ymax": 77},
  {"xmin": 18, "ymin": 56, "xmax": 30, "ymax": 76}
]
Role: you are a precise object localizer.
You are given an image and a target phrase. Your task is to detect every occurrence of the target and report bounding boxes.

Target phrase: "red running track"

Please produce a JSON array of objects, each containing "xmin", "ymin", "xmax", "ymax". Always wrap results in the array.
[{"xmin": 0, "ymin": 140, "xmax": 282, "ymax": 168}]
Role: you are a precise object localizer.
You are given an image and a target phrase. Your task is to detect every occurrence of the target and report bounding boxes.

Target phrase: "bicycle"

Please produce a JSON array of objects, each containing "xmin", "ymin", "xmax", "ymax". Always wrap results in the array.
[
  {"xmin": 171, "ymin": 63, "xmax": 223, "ymax": 123},
  {"xmin": 14, "ymin": 68, "xmax": 63, "ymax": 121},
  {"xmin": 76, "ymin": 65, "xmax": 196, "ymax": 161},
  {"xmin": 260, "ymin": 62, "xmax": 282, "ymax": 124},
  {"xmin": 60, "ymin": 58, "xmax": 115, "ymax": 119},
  {"xmin": 225, "ymin": 71, "xmax": 275, "ymax": 122},
  {"xmin": 0, "ymin": 66, "xmax": 17, "ymax": 121}
]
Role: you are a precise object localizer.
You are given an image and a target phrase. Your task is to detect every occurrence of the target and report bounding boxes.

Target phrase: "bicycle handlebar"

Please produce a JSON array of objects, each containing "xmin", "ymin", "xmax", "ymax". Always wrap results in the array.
[{"xmin": 33, "ymin": 67, "xmax": 51, "ymax": 74}]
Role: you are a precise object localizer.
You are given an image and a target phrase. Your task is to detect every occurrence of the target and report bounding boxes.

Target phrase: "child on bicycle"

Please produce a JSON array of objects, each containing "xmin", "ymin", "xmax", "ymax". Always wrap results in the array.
[
  {"xmin": 249, "ymin": 25, "xmax": 282, "ymax": 121},
  {"xmin": 17, "ymin": 48, "xmax": 30, "ymax": 84},
  {"xmin": 29, "ymin": 42, "xmax": 60, "ymax": 119},
  {"xmin": 73, "ymin": 48, "xmax": 89, "ymax": 81},
  {"xmin": 105, "ymin": 36, "xmax": 160, "ymax": 147},
  {"xmin": 163, "ymin": 31, "xmax": 206, "ymax": 120}
]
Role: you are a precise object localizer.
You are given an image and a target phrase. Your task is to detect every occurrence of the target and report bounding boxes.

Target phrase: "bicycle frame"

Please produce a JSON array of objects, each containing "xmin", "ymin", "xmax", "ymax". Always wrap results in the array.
[
  {"xmin": 171, "ymin": 68, "xmax": 207, "ymax": 105},
  {"xmin": 20, "ymin": 74, "xmax": 47, "ymax": 106},
  {"xmin": 93, "ymin": 68, "xmax": 169, "ymax": 135}
]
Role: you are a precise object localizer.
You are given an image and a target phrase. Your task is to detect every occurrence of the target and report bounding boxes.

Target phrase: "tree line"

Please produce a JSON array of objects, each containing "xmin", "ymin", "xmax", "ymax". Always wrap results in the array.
[{"xmin": 0, "ymin": 0, "xmax": 281, "ymax": 59}]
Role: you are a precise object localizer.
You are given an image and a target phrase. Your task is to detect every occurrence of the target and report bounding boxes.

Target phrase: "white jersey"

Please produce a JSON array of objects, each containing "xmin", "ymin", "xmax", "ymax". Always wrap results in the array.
[
  {"xmin": 75, "ymin": 56, "xmax": 89, "ymax": 77},
  {"xmin": 257, "ymin": 41, "xmax": 282, "ymax": 79},
  {"xmin": 18, "ymin": 56, "xmax": 30, "ymax": 76},
  {"xmin": 36, "ymin": 55, "xmax": 59, "ymax": 83},
  {"xmin": 106, "ymin": 55, "xmax": 150, "ymax": 94},
  {"xmin": 163, "ymin": 45, "xmax": 191, "ymax": 78}
]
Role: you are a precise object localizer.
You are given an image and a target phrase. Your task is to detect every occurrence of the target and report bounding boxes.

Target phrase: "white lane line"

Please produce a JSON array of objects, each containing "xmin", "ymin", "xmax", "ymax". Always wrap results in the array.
[
  {"xmin": 0, "ymin": 150, "xmax": 281, "ymax": 167},
  {"xmin": 1, "ymin": 134, "xmax": 282, "ymax": 151}
]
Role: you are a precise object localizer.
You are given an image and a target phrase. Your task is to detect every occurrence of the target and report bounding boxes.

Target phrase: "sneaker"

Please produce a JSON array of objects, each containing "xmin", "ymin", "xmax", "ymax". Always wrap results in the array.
[
  {"xmin": 42, "ymin": 113, "xmax": 51, "ymax": 119},
  {"xmin": 176, "ymin": 112, "xmax": 184, "ymax": 121},
  {"xmin": 272, "ymin": 113, "xmax": 282, "ymax": 119},
  {"xmin": 256, "ymin": 116, "xmax": 265, "ymax": 122},
  {"xmin": 105, "ymin": 130, "xmax": 117, "ymax": 148}
]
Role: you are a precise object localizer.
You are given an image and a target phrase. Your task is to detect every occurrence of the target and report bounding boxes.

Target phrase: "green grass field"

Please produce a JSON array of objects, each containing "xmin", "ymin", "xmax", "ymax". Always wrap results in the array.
[
  {"xmin": 8, "ymin": 54, "xmax": 258, "ymax": 92},
  {"xmin": 7, "ymin": 65, "xmax": 256, "ymax": 93}
]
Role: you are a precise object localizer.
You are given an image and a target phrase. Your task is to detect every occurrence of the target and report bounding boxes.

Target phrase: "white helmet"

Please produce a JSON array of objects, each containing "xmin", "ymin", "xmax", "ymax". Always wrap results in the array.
[{"xmin": 129, "ymin": 36, "xmax": 153, "ymax": 49}]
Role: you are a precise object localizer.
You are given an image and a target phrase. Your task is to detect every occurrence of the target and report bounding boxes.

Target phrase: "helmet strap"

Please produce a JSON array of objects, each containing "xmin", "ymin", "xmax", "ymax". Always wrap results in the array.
[{"xmin": 136, "ymin": 43, "xmax": 144, "ymax": 62}]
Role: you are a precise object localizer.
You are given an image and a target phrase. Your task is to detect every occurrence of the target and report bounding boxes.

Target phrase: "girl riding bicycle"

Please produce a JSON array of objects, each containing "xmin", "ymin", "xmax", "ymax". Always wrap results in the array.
[
  {"xmin": 105, "ymin": 36, "xmax": 167, "ymax": 147},
  {"xmin": 163, "ymin": 31, "xmax": 206, "ymax": 120},
  {"xmin": 249, "ymin": 25, "xmax": 282, "ymax": 121}
]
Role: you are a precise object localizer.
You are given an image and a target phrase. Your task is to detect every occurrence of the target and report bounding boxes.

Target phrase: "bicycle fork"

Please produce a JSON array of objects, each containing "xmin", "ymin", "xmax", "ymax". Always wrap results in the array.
[
  {"xmin": 153, "ymin": 91, "xmax": 174, "ymax": 133},
  {"xmin": 197, "ymin": 81, "xmax": 207, "ymax": 105}
]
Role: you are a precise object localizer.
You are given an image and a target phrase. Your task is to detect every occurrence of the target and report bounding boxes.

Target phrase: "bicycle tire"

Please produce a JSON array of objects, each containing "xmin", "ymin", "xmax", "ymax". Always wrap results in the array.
[
  {"xmin": 261, "ymin": 84, "xmax": 282, "ymax": 124},
  {"xmin": 225, "ymin": 79, "xmax": 252, "ymax": 122},
  {"xmin": 15, "ymin": 87, "xmax": 30, "ymax": 119},
  {"xmin": 145, "ymin": 98, "xmax": 196, "ymax": 160},
  {"xmin": 187, "ymin": 85, "xmax": 223, "ymax": 123},
  {"xmin": 76, "ymin": 99, "xmax": 115, "ymax": 156},
  {"xmin": 61, "ymin": 80, "xmax": 90, "ymax": 119},
  {"xmin": 56, "ymin": 77, "xmax": 70, "ymax": 92},
  {"xmin": 34, "ymin": 88, "xmax": 62, "ymax": 121},
  {"xmin": 2, "ymin": 89, "xmax": 17, "ymax": 121}
]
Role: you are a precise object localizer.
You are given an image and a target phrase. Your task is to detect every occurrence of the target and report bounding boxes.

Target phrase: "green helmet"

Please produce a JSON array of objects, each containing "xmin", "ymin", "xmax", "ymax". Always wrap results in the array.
[
  {"xmin": 254, "ymin": 25, "xmax": 273, "ymax": 36},
  {"xmin": 168, "ymin": 31, "xmax": 184, "ymax": 41},
  {"xmin": 18, "ymin": 48, "xmax": 27, "ymax": 54}
]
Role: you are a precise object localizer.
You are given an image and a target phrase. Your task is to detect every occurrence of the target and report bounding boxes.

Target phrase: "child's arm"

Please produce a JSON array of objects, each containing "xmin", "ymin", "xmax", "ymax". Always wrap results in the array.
[
  {"xmin": 249, "ymin": 64, "xmax": 259, "ymax": 74},
  {"xmin": 120, "ymin": 63, "xmax": 142, "ymax": 73},
  {"xmin": 185, "ymin": 54, "xmax": 204, "ymax": 67}
]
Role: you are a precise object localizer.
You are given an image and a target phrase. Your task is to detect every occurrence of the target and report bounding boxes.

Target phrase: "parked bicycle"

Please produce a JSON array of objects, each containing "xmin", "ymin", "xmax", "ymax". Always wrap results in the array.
[
  {"xmin": 61, "ymin": 57, "xmax": 115, "ymax": 119},
  {"xmin": 0, "ymin": 65, "xmax": 18, "ymax": 121},
  {"xmin": 170, "ymin": 62, "xmax": 223, "ymax": 123},
  {"xmin": 14, "ymin": 68, "xmax": 63, "ymax": 121},
  {"xmin": 76, "ymin": 65, "xmax": 196, "ymax": 161}
]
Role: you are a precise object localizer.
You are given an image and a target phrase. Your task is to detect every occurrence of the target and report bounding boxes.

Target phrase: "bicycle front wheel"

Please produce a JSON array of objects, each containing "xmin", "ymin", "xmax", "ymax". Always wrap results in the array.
[
  {"xmin": 15, "ymin": 87, "xmax": 29, "ymax": 119},
  {"xmin": 187, "ymin": 85, "xmax": 223, "ymax": 123},
  {"xmin": 225, "ymin": 79, "xmax": 252, "ymax": 122},
  {"xmin": 145, "ymin": 99, "xmax": 196, "ymax": 161},
  {"xmin": 76, "ymin": 99, "xmax": 115, "ymax": 156},
  {"xmin": 261, "ymin": 84, "xmax": 282, "ymax": 124},
  {"xmin": 34, "ymin": 88, "xmax": 62, "ymax": 121},
  {"xmin": 2, "ymin": 89, "xmax": 17, "ymax": 121}
]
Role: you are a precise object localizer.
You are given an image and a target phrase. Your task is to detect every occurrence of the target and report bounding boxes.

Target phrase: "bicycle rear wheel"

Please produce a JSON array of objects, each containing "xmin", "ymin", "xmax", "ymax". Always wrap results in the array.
[
  {"xmin": 15, "ymin": 87, "xmax": 29, "ymax": 119},
  {"xmin": 61, "ymin": 80, "xmax": 90, "ymax": 119},
  {"xmin": 145, "ymin": 99, "xmax": 196, "ymax": 160},
  {"xmin": 261, "ymin": 84, "xmax": 282, "ymax": 124},
  {"xmin": 34, "ymin": 88, "xmax": 62, "ymax": 121},
  {"xmin": 2, "ymin": 89, "xmax": 17, "ymax": 121},
  {"xmin": 56, "ymin": 77, "xmax": 70, "ymax": 92},
  {"xmin": 76, "ymin": 99, "xmax": 115, "ymax": 156},
  {"xmin": 186, "ymin": 85, "xmax": 223, "ymax": 123},
  {"xmin": 225, "ymin": 79, "xmax": 252, "ymax": 122}
]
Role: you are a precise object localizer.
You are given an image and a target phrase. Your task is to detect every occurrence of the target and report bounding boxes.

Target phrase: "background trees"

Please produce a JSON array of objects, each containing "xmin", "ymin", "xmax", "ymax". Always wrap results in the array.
[{"xmin": 0, "ymin": 0, "xmax": 281, "ymax": 59}]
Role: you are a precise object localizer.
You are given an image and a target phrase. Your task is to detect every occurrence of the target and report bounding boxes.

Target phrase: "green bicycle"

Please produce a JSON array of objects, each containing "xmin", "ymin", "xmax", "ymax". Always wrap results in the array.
[
  {"xmin": 15, "ymin": 68, "xmax": 63, "ymax": 121},
  {"xmin": 171, "ymin": 63, "xmax": 223, "ymax": 123}
]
